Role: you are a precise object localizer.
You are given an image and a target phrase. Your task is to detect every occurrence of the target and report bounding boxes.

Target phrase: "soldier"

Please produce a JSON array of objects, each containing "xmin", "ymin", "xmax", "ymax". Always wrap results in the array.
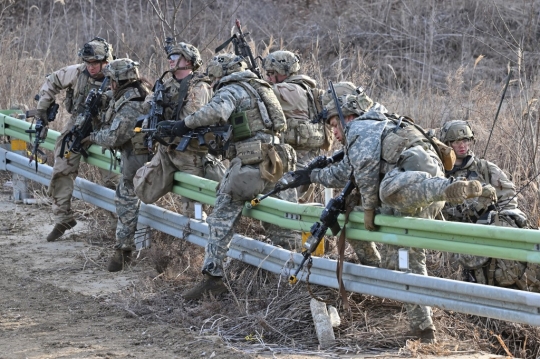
[
  {"xmin": 86, "ymin": 58, "xmax": 151, "ymax": 272},
  {"xmin": 167, "ymin": 53, "xmax": 292, "ymax": 300},
  {"xmin": 133, "ymin": 42, "xmax": 225, "ymax": 219},
  {"xmin": 289, "ymin": 93, "xmax": 483, "ymax": 343},
  {"xmin": 263, "ymin": 51, "xmax": 330, "ymax": 202},
  {"xmin": 439, "ymin": 120, "xmax": 538, "ymax": 291},
  {"xmin": 36, "ymin": 37, "xmax": 114, "ymax": 242}
]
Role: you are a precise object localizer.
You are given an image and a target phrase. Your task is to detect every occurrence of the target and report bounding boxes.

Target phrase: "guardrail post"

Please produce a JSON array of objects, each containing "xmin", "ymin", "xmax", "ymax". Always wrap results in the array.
[{"xmin": 135, "ymin": 223, "xmax": 152, "ymax": 250}]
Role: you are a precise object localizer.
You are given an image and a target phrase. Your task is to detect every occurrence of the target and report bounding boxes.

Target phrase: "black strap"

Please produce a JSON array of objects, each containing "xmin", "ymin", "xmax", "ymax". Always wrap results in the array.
[{"xmin": 173, "ymin": 74, "xmax": 193, "ymax": 122}]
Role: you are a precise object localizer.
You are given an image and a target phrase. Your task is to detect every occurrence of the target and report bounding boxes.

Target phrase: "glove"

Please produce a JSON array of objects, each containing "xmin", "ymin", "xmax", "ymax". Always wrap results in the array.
[
  {"xmin": 36, "ymin": 109, "xmax": 49, "ymax": 125},
  {"xmin": 500, "ymin": 209, "xmax": 528, "ymax": 228},
  {"xmin": 81, "ymin": 135, "xmax": 94, "ymax": 146},
  {"xmin": 290, "ymin": 169, "xmax": 312, "ymax": 187},
  {"xmin": 363, "ymin": 208, "xmax": 377, "ymax": 231},
  {"xmin": 172, "ymin": 120, "xmax": 190, "ymax": 137},
  {"xmin": 155, "ymin": 120, "xmax": 175, "ymax": 136},
  {"xmin": 480, "ymin": 184, "xmax": 497, "ymax": 202}
]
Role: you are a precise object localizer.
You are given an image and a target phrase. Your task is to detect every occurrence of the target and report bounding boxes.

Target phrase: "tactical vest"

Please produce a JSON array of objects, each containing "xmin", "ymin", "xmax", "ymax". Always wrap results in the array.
[
  {"xmin": 64, "ymin": 68, "xmax": 104, "ymax": 117},
  {"xmin": 161, "ymin": 73, "xmax": 212, "ymax": 121},
  {"xmin": 102, "ymin": 87, "xmax": 148, "ymax": 155},
  {"xmin": 230, "ymin": 79, "xmax": 286, "ymax": 141},
  {"xmin": 379, "ymin": 117, "xmax": 437, "ymax": 173},
  {"xmin": 280, "ymin": 78, "xmax": 326, "ymax": 150}
]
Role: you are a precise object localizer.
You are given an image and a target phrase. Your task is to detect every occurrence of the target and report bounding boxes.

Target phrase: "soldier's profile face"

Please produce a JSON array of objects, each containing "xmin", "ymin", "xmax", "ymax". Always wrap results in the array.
[
  {"xmin": 265, "ymin": 70, "xmax": 287, "ymax": 84},
  {"xmin": 329, "ymin": 116, "xmax": 344, "ymax": 143}
]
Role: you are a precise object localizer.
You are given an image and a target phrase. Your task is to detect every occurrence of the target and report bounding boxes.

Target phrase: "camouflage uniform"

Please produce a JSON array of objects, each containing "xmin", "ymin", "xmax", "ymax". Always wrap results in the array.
[
  {"xmin": 90, "ymin": 62, "xmax": 148, "ymax": 253},
  {"xmin": 37, "ymin": 38, "xmax": 116, "ymax": 241},
  {"xmin": 185, "ymin": 69, "xmax": 291, "ymax": 276},
  {"xmin": 133, "ymin": 43, "xmax": 224, "ymax": 219},
  {"xmin": 314, "ymin": 108, "xmax": 456, "ymax": 333},
  {"xmin": 439, "ymin": 121, "xmax": 537, "ymax": 291}
]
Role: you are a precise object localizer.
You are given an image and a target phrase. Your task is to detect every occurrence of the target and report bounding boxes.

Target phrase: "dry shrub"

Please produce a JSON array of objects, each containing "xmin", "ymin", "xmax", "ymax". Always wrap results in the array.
[{"xmin": 2, "ymin": 0, "xmax": 540, "ymax": 357}]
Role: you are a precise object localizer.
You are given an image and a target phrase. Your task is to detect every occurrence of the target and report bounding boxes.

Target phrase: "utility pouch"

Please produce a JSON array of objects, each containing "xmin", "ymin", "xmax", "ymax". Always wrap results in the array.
[
  {"xmin": 381, "ymin": 131, "xmax": 409, "ymax": 164},
  {"xmin": 236, "ymin": 140, "xmax": 264, "ymax": 165},
  {"xmin": 231, "ymin": 111, "xmax": 251, "ymax": 141},
  {"xmin": 431, "ymin": 136, "xmax": 456, "ymax": 170},
  {"xmin": 273, "ymin": 143, "xmax": 297, "ymax": 172},
  {"xmin": 131, "ymin": 132, "xmax": 150, "ymax": 155},
  {"xmin": 64, "ymin": 87, "xmax": 75, "ymax": 114}
]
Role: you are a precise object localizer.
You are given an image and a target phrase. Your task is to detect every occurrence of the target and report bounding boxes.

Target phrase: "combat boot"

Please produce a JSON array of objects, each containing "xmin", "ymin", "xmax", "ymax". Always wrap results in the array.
[
  {"xmin": 182, "ymin": 274, "xmax": 228, "ymax": 301},
  {"xmin": 444, "ymin": 180, "xmax": 482, "ymax": 203},
  {"xmin": 46, "ymin": 219, "xmax": 77, "ymax": 242},
  {"xmin": 408, "ymin": 328, "xmax": 436, "ymax": 344},
  {"xmin": 107, "ymin": 249, "xmax": 132, "ymax": 272}
]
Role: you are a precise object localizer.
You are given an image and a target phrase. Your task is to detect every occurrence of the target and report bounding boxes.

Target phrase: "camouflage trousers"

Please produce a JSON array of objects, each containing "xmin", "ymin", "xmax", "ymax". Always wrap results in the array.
[
  {"xmin": 295, "ymin": 148, "xmax": 318, "ymax": 203},
  {"xmin": 202, "ymin": 158, "xmax": 275, "ymax": 277},
  {"xmin": 114, "ymin": 148, "xmax": 147, "ymax": 251},
  {"xmin": 48, "ymin": 124, "xmax": 119, "ymax": 225},
  {"xmin": 378, "ymin": 167, "xmax": 449, "ymax": 331},
  {"xmin": 133, "ymin": 143, "xmax": 226, "ymax": 218}
]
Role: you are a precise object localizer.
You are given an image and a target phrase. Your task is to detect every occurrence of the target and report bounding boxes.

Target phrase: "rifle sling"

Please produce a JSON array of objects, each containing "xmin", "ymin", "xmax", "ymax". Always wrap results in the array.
[
  {"xmin": 173, "ymin": 74, "xmax": 193, "ymax": 122},
  {"xmin": 336, "ymin": 192, "xmax": 355, "ymax": 312}
]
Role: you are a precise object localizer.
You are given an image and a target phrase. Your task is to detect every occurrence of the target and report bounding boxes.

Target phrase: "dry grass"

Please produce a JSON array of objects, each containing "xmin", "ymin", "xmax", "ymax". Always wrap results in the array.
[{"xmin": 2, "ymin": 0, "xmax": 540, "ymax": 357}]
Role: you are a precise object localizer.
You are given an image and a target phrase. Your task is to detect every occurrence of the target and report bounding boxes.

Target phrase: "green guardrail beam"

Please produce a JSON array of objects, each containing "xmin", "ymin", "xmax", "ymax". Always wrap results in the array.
[{"xmin": 2, "ymin": 112, "xmax": 540, "ymax": 263}]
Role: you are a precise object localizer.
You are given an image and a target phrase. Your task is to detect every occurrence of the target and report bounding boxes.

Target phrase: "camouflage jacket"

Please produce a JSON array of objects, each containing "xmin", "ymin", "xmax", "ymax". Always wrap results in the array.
[
  {"xmin": 91, "ymin": 87, "xmax": 146, "ymax": 151},
  {"xmin": 184, "ymin": 71, "xmax": 283, "ymax": 143},
  {"xmin": 445, "ymin": 154, "xmax": 519, "ymax": 212},
  {"xmin": 312, "ymin": 110, "xmax": 391, "ymax": 210},
  {"xmin": 144, "ymin": 72, "xmax": 212, "ymax": 122},
  {"xmin": 37, "ymin": 63, "xmax": 106, "ymax": 119},
  {"xmin": 273, "ymin": 75, "xmax": 318, "ymax": 122}
]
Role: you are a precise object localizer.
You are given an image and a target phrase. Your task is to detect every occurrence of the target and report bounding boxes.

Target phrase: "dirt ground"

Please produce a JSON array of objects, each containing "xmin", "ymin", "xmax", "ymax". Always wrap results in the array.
[{"xmin": 0, "ymin": 173, "xmax": 511, "ymax": 359}]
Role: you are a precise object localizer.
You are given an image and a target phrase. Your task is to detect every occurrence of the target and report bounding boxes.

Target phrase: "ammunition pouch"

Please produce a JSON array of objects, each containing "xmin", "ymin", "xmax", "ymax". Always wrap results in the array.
[
  {"xmin": 282, "ymin": 119, "xmax": 325, "ymax": 150},
  {"xmin": 273, "ymin": 143, "xmax": 297, "ymax": 173},
  {"xmin": 236, "ymin": 140, "xmax": 264, "ymax": 165},
  {"xmin": 131, "ymin": 132, "xmax": 149, "ymax": 155}
]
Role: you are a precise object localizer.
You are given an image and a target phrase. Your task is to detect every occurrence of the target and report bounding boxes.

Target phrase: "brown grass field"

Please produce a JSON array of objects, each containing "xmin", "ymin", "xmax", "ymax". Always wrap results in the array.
[{"xmin": 1, "ymin": 0, "xmax": 540, "ymax": 357}]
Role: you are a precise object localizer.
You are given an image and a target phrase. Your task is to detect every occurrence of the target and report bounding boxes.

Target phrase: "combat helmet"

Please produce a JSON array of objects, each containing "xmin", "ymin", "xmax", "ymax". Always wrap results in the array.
[
  {"xmin": 166, "ymin": 42, "xmax": 202, "ymax": 71},
  {"xmin": 325, "ymin": 94, "xmax": 366, "ymax": 120},
  {"xmin": 439, "ymin": 120, "xmax": 474, "ymax": 144},
  {"xmin": 321, "ymin": 82, "xmax": 373, "ymax": 110},
  {"xmin": 78, "ymin": 37, "xmax": 113, "ymax": 62},
  {"xmin": 207, "ymin": 54, "xmax": 247, "ymax": 80},
  {"xmin": 263, "ymin": 50, "xmax": 300, "ymax": 77},
  {"xmin": 103, "ymin": 58, "xmax": 140, "ymax": 83}
]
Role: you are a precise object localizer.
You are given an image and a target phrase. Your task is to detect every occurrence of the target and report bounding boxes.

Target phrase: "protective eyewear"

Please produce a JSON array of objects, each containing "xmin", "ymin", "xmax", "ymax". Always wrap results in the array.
[{"xmin": 168, "ymin": 54, "xmax": 181, "ymax": 61}]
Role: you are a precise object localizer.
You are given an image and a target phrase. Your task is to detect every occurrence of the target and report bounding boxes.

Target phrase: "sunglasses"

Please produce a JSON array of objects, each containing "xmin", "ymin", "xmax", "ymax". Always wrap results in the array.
[{"xmin": 168, "ymin": 54, "xmax": 181, "ymax": 61}]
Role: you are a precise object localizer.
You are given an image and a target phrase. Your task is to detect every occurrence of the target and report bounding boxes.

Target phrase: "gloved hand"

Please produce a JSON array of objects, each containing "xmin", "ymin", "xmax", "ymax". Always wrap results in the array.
[
  {"xmin": 480, "ymin": 184, "xmax": 497, "ymax": 202},
  {"xmin": 36, "ymin": 109, "xmax": 49, "ymax": 125},
  {"xmin": 172, "ymin": 120, "xmax": 190, "ymax": 137},
  {"xmin": 290, "ymin": 169, "xmax": 312, "ymax": 187},
  {"xmin": 101, "ymin": 90, "xmax": 113, "ymax": 108},
  {"xmin": 500, "ymin": 209, "xmax": 528, "ymax": 228},
  {"xmin": 81, "ymin": 135, "xmax": 94, "ymax": 146},
  {"xmin": 363, "ymin": 208, "xmax": 376, "ymax": 231}
]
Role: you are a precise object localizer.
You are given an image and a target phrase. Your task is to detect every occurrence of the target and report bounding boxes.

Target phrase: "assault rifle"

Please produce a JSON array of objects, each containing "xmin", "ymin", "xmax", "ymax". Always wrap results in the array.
[
  {"xmin": 289, "ymin": 180, "xmax": 355, "ymax": 284},
  {"xmin": 215, "ymin": 19, "xmax": 262, "ymax": 79},
  {"xmin": 176, "ymin": 125, "xmax": 233, "ymax": 156},
  {"xmin": 247, "ymin": 150, "xmax": 344, "ymax": 208},
  {"xmin": 25, "ymin": 96, "xmax": 60, "ymax": 171},
  {"xmin": 60, "ymin": 77, "xmax": 109, "ymax": 159},
  {"xmin": 135, "ymin": 71, "xmax": 168, "ymax": 153}
]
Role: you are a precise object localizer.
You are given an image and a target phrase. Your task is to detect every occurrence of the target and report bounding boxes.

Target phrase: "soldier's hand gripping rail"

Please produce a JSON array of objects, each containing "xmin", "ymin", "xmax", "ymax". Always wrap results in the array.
[
  {"xmin": 289, "ymin": 180, "xmax": 355, "ymax": 284},
  {"xmin": 247, "ymin": 150, "xmax": 344, "ymax": 208},
  {"xmin": 25, "ymin": 97, "xmax": 60, "ymax": 171},
  {"xmin": 60, "ymin": 77, "xmax": 109, "ymax": 159}
]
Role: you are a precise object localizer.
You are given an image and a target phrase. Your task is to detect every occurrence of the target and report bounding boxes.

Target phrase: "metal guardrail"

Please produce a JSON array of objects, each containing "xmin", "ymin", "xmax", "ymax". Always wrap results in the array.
[
  {"xmin": 2, "ymin": 112, "xmax": 540, "ymax": 326},
  {"xmin": 2, "ymin": 112, "xmax": 540, "ymax": 265},
  {"xmin": 2, "ymin": 146, "xmax": 540, "ymax": 326}
]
